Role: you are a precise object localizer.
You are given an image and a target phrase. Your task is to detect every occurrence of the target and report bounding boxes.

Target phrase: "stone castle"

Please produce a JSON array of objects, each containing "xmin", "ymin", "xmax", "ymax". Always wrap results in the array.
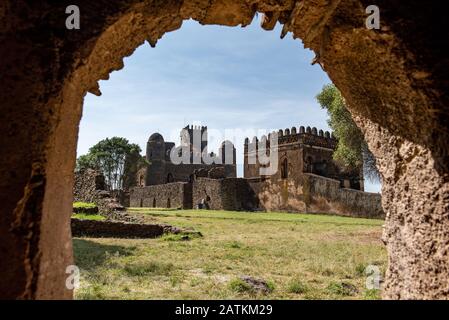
[
  {"xmin": 136, "ymin": 125, "xmax": 236, "ymax": 187},
  {"xmin": 128, "ymin": 124, "xmax": 383, "ymax": 218},
  {"xmin": 244, "ymin": 126, "xmax": 363, "ymax": 190}
]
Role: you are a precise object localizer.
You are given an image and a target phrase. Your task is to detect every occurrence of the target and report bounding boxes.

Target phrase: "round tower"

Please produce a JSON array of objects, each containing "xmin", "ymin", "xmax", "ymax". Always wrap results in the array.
[
  {"xmin": 145, "ymin": 132, "xmax": 166, "ymax": 185},
  {"xmin": 146, "ymin": 132, "xmax": 165, "ymax": 161}
]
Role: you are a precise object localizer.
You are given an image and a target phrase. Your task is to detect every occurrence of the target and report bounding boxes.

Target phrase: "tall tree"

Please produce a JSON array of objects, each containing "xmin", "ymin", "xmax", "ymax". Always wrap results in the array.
[
  {"xmin": 75, "ymin": 153, "xmax": 98, "ymax": 172},
  {"xmin": 316, "ymin": 84, "xmax": 380, "ymax": 182},
  {"xmin": 123, "ymin": 148, "xmax": 148, "ymax": 190},
  {"xmin": 76, "ymin": 137, "xmax": 142, "ymax": 190}
]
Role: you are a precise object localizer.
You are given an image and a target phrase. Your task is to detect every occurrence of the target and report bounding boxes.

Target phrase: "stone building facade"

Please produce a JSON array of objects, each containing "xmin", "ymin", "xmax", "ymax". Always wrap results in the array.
[
  {"xmin": 130, "ymin": 182, "xmax": 192, "ymax": 209},
  {"xmin": 241, "ymin": 126, "xmax": 382, "ymax": 217},
  {"xmin": 129, "ymin": 125, "xmax": 383, "ymax": 218},
  {"xmin": 136, "ymin": 125, "xmax": 237, "ymax": 186},
  {"xmin": 244, "ymin": 126, "xmax": 363, "ymax": 190}
]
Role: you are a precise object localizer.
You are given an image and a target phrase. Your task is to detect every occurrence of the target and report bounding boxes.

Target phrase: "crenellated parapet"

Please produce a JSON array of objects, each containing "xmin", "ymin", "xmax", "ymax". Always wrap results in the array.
[{"xmin": 244, "ymin": 125, "xmax": 337, "ymax": 152}]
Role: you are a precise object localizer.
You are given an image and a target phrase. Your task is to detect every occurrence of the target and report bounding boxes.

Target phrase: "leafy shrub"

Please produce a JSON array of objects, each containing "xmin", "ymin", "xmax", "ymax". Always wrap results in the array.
[
  {"xmin": 228, "ymin": 277, "xmax": 274, "ymax": 295},
  {"xmin": 355, "ymin": 263, "xmax": 366, "ymax": 276},
  {"xmin": 228, "ymin": 278, "xmax": 252, "ymax": 293},
  {"xmin": 326, "ymin": 281, "xmax": 358, "ymax": 296},
  {"xmin": 287, "ymin": 280, "xmax": 308, "ymax": 294},
  {"xmin": 266, "ymin": 281, "xmax": 275, "ymax": 292}
]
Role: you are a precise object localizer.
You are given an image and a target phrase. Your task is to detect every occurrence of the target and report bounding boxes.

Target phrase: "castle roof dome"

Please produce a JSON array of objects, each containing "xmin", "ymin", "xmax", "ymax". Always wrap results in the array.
[{"xmin": 148, "ymin": 132, "xmax": 164, "ymax": 142}]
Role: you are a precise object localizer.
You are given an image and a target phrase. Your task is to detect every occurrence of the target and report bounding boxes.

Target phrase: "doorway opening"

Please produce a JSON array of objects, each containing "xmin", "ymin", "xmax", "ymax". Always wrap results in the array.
[{"xmin": 71, "ymin": 19, "xmax": 384, "ymax": 300}]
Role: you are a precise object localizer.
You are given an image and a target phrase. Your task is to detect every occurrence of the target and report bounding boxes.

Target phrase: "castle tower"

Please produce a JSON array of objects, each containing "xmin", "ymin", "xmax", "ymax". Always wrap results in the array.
[
  {"xmin": 242, "ymin": 125, "xmax": 362, "ymax": 190},
  {"xmin": 146, "ymin": 132, "xmax": 165, "ymax": 161},
  {"xmin": 219, "ymin": 140, "xmax": 236, "ymax": 165},
  {"xmin": 145, "ymin": 132, "xmax": 166, "ymax": 185},
  {"xmin": 220, "ymin": 140, "xmax": 237, "ymax": 178},
  {"xmin": 181, "ymin": 125, "xmax": 207, "ymax": 152},
  {"xmin": 180, "ymin": 125, "xmax": 208, "ymax": 164}
]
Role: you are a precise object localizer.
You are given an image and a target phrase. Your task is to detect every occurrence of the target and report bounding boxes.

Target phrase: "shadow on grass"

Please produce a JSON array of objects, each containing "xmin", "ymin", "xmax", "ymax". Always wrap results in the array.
[{"xmin": 73, "ymin": 238, "xmax": 136, "ymax": 271}]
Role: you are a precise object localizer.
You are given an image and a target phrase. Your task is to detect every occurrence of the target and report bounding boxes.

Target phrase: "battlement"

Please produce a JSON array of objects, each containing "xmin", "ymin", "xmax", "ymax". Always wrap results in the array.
[
  {"xmin": 182, "ymin": 125, "xmax": 208, "ymax": 131},
  {"xmin": 181, "ymin": 124, "xmax": 208, "ymax": 152},
  {"xmin": 244, "ymin": 125, "xmax": 337, "ymax": 152}
]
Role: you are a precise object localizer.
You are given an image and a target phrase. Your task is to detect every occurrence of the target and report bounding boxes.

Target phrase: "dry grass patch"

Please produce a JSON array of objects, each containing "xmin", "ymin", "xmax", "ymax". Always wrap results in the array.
[{"xmin": 73, "ymin": 209, "xmax": 386, "ymax": 300}]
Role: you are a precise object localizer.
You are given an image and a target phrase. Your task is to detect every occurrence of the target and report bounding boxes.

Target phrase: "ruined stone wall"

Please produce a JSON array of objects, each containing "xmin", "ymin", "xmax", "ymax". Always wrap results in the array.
[
  {"xmin": 248, "ymin": 177, "xmax": 308, "ymax": 212},
  {"xmin": 220, "ymin": 178, "xmax": 259, "ymax": 211},
  {"xmin": 73, "ymin": 169, "xmax": 105, "ymax": 203},
  {"xmin": 304, "ymin": 174, "xmax": 383, "ymax": 218},
  {"xmin": 192, "ymin": 178, "xmax": 258, "ymax": 211},
  {"xmin": 71, "ymin": 218, "xmax": 164, "ymax": 238},
  {"xmin": 129, "ymin": 182, "xmax": 192, "ymax": 209},
  {"xmin": 110, "ymin": 190, "xmax": 130, "ymax": 207},
  {"xmin": 248, "ymin": 174, "xmax": 383, "ymax": 218},
  {"xmin": 192, "ymin": 178, "xmax": 223, "ymax": 210},
  {"xmin": 190, "ymin": 174, "xmax": 380, "ymax": 216},
  {"xmin": 73, "ymin": 170, "xmax": 127, "ymax": 214}
]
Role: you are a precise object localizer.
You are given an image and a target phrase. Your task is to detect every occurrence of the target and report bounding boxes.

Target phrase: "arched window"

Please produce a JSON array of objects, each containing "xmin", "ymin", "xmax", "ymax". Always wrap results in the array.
[
  {"xmin": 152, "ymin": 198, "xmax": 156, "ymax": 208},
  {"xmin": 281, "ymin": 158, "xmax": 288, "ymax": 179},
  {"xmin": 167, "ymin": 198, "xmax": 171, "ymax": 208},
  {"xmin": 166, "ymin": 173, "xmax": 174, "ymax": 183}
]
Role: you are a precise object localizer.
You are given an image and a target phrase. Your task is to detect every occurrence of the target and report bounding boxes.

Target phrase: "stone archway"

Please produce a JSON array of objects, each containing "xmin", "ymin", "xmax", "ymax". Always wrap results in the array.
[{"xmin": 0, "ymin": 0, "xmax": 447, "ymax": 299}]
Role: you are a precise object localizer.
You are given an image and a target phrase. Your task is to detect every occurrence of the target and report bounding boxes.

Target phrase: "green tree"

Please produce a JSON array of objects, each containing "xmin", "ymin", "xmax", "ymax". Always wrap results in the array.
[
  {"xmin": 75, "ymin": 153, "xmax": 98, "ymax": 172},
  {"xmin": 316, "ymin": 84, "xmax": 380, "ymax": 182},
  {"xmin": 76, "ymin": 137, "xmax": 142, "ymax": 190}
]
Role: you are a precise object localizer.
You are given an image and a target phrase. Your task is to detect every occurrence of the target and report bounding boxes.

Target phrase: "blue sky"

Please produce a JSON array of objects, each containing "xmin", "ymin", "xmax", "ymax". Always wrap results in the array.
[{"xmin": 78, "ymin": 18, "xmax": 381, "ymax": 193}]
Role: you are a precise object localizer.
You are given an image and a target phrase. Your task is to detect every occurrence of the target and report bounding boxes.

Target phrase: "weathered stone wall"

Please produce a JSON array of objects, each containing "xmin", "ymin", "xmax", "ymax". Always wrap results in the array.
[
  {"xmin": 192, "ymin": 178, "xmax": 223, "ymax": 210},
  {"xmin": 129, "ymin": 182, "xmax": 192, "ymax": 209},
  {"xmin": 73, "ymin": 170, "xmax": 127, "ymax": 214},
  {"xmin": 191, "ymin": 178, "xmax": 258, "ymax": 211},
  {"xmin": 248, "ymin": 177, "xmax": 308, "ymax": 213},
  {"xmin": 71, "ymin": 218, "xmax": 164, "ymax": 238},
  {"xmin": 304, "ymin": 174, "xmax": 383, "ymax": 218},
  {"xmin": 110, "ymin": 190, "xmax": 130, "ymax": 207},
  {"xmin": 79, "ymin": 167, "xmax": 381, "ymax": 217},
  {"xmin": 248, "ymin": 174, "xmax": 383, "ymax": 218},
  {"xmin": 193, "ymin": 175, "xmax": 382, "ymax": 216},
  {"xmin": 73, "ymin": 169, "xmax": 105, "ymax": 203},
  {"xmin": 221, "ymin": 178, "xmax": 259, "ymax": 211}
]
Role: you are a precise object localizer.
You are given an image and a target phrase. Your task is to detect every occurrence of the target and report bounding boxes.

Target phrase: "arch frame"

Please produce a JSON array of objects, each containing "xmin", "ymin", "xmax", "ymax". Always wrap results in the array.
[{"xmin": 0, "ymin": 0, "xmax": 448, "ymax": 299}]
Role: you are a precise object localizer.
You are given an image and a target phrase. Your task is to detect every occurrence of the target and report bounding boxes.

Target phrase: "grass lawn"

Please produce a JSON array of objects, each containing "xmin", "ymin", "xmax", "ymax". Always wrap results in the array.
[
  {"xmin": 73, "ymin": 201, "xmax": 97, "ymax": 209},
  {"xmin": 73, "ymin": 209, "xmax": 386, "ymax": 300},
  {"xmin": 72, "ymin": 213, "xmax": 106, "ymax": 221}
]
